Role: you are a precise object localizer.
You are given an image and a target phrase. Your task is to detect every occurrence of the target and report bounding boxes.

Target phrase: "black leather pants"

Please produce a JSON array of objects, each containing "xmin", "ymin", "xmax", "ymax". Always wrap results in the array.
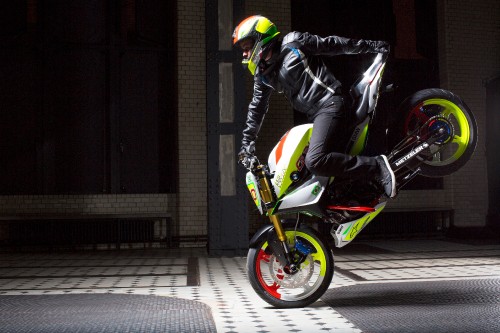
[{"xmin": 305, "ymin": 97, "xmax": 378, "ymax": 181}]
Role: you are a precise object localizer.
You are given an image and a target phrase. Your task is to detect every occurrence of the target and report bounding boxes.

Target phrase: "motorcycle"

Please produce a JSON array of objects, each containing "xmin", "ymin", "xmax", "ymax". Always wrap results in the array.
[{"xmin": 243, "ymin": 53, "xmax": 477, "ymax": 308}]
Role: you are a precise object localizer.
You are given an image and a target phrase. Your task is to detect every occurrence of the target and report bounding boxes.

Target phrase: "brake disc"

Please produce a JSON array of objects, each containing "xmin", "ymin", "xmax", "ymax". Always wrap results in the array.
[{"xmin": 269, "ymin": 254, "xmax": 314, "ymax": 288}]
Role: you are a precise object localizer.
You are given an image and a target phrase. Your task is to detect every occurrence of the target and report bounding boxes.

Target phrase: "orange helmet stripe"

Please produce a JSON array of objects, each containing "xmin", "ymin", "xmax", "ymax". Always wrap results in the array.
[{"xmin": 232, "ymin": 15, "xmax": 259, "ymax": 45}]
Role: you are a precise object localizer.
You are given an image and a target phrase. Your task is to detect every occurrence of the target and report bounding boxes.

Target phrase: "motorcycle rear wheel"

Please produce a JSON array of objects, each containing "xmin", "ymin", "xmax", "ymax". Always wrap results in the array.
[
  {"xmin": 396, "ymin": 88, "xmax": 477, "ymax": 177},
  {"xmin": 247, "ymin": 225, "xmax": 334, "ymax": 308}
]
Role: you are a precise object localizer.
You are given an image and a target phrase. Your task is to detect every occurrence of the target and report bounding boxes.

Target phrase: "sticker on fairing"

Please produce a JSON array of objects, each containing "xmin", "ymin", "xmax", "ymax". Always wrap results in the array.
[
  {"xmin": 311, "ymin": 185, "xmax": 321, "ymax": 196},
  {"xmin": 332, "ymin": 202, "xmax": 386, "ymax": 248},
  {"xmin": 246, "ymin": 172, "xmax": 263, "ymax": 214}
]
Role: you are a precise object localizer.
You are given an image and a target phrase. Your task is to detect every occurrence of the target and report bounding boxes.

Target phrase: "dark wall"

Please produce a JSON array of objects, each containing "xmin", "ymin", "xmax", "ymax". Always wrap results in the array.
[
  {"xmin": 486, "ymin": 77, "xmax": 500, "ymax": 228},
  {"xmin": 291, "ymin": 0, "xmax": 438, "ymax": 104},
  {"xmin": 0, "ymin": 0, "xmax": 177, "ymax": 195}
]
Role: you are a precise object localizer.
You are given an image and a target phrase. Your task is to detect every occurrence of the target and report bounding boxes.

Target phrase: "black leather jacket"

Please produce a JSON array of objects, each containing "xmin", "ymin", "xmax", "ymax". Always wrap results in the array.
[{"xmin": 242, "ymin": 31, "xmax": 389, "ymax": 148}]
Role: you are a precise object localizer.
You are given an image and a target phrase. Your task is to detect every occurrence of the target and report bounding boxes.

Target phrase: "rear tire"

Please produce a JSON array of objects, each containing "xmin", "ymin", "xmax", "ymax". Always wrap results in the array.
[{"xmin": 394, "ymin": 88, "xmax": 477, "ymax": 177}]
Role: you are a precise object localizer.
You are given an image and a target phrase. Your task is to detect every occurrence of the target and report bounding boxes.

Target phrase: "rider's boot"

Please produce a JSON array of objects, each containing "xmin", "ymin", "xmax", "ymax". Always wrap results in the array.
[{"xmin": 374, "ymin": 155, "xmax": 396, "ymax": 198}]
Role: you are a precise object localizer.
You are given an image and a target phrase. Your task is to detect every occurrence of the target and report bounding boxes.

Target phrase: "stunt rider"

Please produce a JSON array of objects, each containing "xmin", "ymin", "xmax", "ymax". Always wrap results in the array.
[{"xmin": 233, "ymin": 15, "xmax": 397, "ymax": 198}]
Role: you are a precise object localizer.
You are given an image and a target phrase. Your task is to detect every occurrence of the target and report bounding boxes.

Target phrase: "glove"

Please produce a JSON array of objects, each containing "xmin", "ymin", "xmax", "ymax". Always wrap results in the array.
[
  {"xmin": 376, "ymin": 41, "xmax": 391, "ymax": 54},
  {"xmin": 238, "ymin": 141, "xmax": 257, "ymax": 169}
]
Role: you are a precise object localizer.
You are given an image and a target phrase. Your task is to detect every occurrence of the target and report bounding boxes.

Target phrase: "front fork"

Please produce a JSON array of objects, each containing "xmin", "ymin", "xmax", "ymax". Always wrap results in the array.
[
  {"xmin": 254, "ymin": 165, "xmax": 286, "ymax": 241},
  {"xmin": 254, "ymin": 166, "xmax": 298, "ymax": 273}
]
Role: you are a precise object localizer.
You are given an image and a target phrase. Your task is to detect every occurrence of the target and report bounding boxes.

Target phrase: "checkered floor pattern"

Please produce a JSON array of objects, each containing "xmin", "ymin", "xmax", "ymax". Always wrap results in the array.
[{"xmin": 1, "ymin": 239, "xmax": 499, "ymax": 332}]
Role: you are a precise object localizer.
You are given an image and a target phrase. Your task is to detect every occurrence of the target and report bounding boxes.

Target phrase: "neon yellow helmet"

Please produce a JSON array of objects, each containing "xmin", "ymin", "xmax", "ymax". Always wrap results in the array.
[{"xmin": 232, "ymin": 15, "xmax": 280, "ymax": 75}]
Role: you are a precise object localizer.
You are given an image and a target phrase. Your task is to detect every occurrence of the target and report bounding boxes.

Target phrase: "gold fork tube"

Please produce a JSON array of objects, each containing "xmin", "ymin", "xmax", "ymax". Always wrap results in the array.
[
  {"xmin": 255, "ymin": 167, "xmax": 287, "ymax": 242},
  {"xmin": 268, "ymin": 214, "xmax": 286, "ymax": 241}
]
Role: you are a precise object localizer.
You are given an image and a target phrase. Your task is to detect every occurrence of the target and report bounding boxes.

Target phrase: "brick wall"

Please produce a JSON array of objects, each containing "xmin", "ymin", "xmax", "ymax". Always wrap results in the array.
[
  {"xmin": 177, "ymin": 0, "xmax": 208, "ymax": 239},
  {"xmin": 0, "ymin": 194, "xmax": 175, "ymax": 249},
  {"xmin": 0, "ymin": 194, "xmax": 175, "ymax": 215},
  {"xmin": 0, "ymin": 193, "xmax": 176, "ymax": 245}
]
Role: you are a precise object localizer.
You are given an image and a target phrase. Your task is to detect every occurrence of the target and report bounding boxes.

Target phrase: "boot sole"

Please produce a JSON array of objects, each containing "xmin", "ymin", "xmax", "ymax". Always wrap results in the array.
[{"xmin": 380, "ymin": 155, "xmax": 396, "ymax": 198}]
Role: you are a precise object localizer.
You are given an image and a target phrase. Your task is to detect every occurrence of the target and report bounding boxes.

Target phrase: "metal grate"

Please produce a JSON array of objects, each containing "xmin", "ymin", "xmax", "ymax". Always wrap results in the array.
[{"xmin": 0, "ymin": 294, "xmax": 216, "ymax": 333}]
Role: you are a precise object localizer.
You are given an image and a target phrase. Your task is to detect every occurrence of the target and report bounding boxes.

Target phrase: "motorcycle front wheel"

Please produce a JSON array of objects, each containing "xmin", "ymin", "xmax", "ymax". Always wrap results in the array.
[
  {"xmin": 247, "ymin": 225, "xmax": 334, "ymax": 308},
  {"xmin": 396, "ymin": 88, "xmax": 478, "ymax": 177}
]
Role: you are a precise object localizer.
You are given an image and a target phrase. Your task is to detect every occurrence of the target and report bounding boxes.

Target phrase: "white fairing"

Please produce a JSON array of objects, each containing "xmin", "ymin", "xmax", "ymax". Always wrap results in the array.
[
  {"xmin": 268, "ymin": 124, "xmax": 313, "ymax": 197},
  {"xmin": 331, "ymin": 202, "xmax": 387, "ymax": 248},
  {"xmin": 275, "ymin": 176, "xmax": 329, "ymax": 212}
]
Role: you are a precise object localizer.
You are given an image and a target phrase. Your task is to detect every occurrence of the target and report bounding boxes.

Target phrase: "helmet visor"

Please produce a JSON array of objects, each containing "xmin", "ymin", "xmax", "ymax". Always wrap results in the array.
[{"xmin": 242, "ymin": 40, "xmax": 262, "ymax": 75}]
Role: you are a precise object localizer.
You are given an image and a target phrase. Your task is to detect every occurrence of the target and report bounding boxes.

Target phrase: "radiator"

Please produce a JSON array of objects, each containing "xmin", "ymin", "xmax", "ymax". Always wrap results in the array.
[{"xmin": 0, "ymin": 218, "xmax": 168, "ymax": 249}]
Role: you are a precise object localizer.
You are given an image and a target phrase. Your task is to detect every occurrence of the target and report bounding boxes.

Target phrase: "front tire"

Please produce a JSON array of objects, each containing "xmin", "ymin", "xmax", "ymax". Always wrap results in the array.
[{"xmin": 246, "ymin": 226, "xmax": 334, "ymax": 308}]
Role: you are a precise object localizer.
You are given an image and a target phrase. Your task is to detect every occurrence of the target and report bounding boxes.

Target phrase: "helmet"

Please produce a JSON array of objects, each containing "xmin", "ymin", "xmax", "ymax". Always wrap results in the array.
[{"xmin": 232, "ymin": 15, "xmax": 280, "ymax": 75}]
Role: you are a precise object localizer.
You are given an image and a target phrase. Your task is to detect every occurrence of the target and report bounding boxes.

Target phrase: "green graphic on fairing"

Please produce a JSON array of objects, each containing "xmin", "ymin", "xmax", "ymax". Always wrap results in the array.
[
  {"xmin": 349, "ymin": 121, "xmax": 369, "ymax": 156},
  {"xmin": 246, "ymin": 172, "xmax": 263, "ymax": 214},
  {"xmin": 333, "ymin": 202, "xmax": 386, "ymax": 247}
]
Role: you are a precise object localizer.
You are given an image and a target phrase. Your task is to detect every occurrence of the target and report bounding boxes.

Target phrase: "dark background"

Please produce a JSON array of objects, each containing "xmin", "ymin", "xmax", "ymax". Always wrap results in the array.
[
  {"xmin": 0, "ymin": 0, "xmax": 177, "ymax": 195},
  {"xmin": 0, "ymin": 0, "xmax": 439, "ymax": 195}
]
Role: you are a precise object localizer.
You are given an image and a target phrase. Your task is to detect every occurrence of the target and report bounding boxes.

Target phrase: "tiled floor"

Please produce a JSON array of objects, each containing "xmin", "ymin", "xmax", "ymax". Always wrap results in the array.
[
  {"xmin": 1, "ymin": 239, "xmax": 500, "ymax": 332},
  {"xmin": 334, "ymin": 240, "xmax": 500, "ymax": 283}
]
